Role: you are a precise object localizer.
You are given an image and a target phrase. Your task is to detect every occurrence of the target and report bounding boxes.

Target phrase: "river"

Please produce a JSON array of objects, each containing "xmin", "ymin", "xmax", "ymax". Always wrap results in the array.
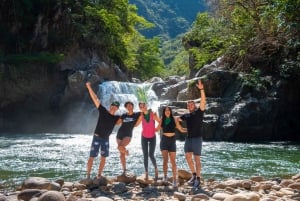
[{"xmin": 0, "ymin": 129, "xmax": 299, "ymax": 190}]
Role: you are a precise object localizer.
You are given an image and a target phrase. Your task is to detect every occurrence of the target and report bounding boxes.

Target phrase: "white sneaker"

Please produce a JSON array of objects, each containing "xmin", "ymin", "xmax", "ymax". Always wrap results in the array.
[
  {"xmin": 163, "ymin": 176, "xmax": 168, "ymax": 182},
  {"xmin": 173, "ymin": 180, "xmax": 178, "ymax": 187}
]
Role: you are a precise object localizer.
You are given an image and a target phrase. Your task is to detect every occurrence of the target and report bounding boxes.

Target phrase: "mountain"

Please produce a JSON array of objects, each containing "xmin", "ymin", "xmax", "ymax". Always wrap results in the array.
[{"xmin": 129, "ymin": 0, "xmax": 206, "ymax": 39}]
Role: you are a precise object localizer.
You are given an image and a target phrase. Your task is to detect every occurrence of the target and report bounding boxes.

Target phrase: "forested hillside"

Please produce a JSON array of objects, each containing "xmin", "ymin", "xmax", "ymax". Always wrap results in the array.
[{"xmin": 129, "ymin": 0, "xmax": 206, "ymax": 39}]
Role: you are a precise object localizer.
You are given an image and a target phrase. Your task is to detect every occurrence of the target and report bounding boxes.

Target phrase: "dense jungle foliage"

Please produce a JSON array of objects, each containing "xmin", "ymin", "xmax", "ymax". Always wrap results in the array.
[
  {"xmin": 0, "ymin": 0, "xmax": 165, "ymax": 80},
  {"xmin": 181, "ymin": 0, "xmax": 300, "ymax": 78},
  {"xmin": 0, "ymin": 0, "xmax": 299, "ymax": 80}
]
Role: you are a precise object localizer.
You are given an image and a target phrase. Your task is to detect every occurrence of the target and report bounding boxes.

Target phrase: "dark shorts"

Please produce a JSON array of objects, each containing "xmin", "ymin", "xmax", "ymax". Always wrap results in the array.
[
  {"xmin": 89, "ymin": 134, "xmax": 109, "ymax": 157},
  {"xmin": 160, "ymin": 135, "xmax": 176, "ymax": 152},
  {"xmin": 116, "ymin": 132, "xmax": 132, "ymax": 140},
  {"xmin": 184, "ymin": 137, "xmax": 202, "ymax": 155}
]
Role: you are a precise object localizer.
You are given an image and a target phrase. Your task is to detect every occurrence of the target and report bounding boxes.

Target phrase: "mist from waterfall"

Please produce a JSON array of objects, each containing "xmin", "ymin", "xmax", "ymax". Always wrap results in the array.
[{"xmin": 97, "ymin": 81, "xmax": 159, "ymax": 114}]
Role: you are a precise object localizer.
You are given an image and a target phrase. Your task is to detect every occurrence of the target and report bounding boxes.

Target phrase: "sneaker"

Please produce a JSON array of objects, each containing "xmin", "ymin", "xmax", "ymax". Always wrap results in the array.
[
  {"xmin": 154, "ymin": 168, "xmax": 159, "ymax": 180},
  {"xmin": 193, "ymin": 177, "xmax": 201, "ymax": 188},
  {"xmin": 173, "ymin": 180, "xmax": 178, "ymax": 187},
  {"xmin": 187, "ymin": 173, "xmax": 196, "ymax": 186},
  {"xmin": 163, "ymin": 176, "xmax": 168, "ymax": 182}
]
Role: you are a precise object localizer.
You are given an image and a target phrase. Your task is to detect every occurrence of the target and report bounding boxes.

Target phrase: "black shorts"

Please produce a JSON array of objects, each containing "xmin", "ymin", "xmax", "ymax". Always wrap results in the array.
[
  {"xmin": 116, "ymin": 131, "xmax": 132, "ymax": 140},
  {"xmin": 160, "ymin": 135, "xmax": 176, "ymax": 152}
]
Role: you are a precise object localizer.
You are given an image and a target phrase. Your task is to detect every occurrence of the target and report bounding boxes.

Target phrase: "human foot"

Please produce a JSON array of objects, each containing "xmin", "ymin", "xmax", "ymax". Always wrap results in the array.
[{"xmin": 155, "ymin": 168, "xmax": 159, "ymax": 180}]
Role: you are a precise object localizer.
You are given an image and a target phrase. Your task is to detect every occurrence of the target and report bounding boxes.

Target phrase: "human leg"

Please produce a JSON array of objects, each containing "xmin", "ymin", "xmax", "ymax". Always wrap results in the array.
[
  {"xmin": 169, "ymin": 151, "xmax": 177, "ymax": 184},
  {"xmin": 191, "ymin": 137, "xmax": 202, "ymax": 177},
  {"xmin": 97, "ymin": 138, "xmax": 109, "ymax": 178},
  {"xmin": 190, "ymin": 137, "xmax": 203, "ymax": 188},
  {"xmin": 141, "ymin": 136, "xmax": 149, "ymax": 179},
  {"xmin": 149, "ymin": 136, "xmax": 158, "ymax": 179},
  {"xmin": 87, "ymin": 157, "xmax": 94, "ymax": 179},
  {"xmin": 87, "ymin": 135, "xmax": 101, "ymax": 178},
  {"xmin": 161, "ymin": 150, "xmax": 169, "ymax": 180},
  {"xmin": 117, "ymin": 138, "xmax": 127, "ymax": 171},
  {"xmin": 119, "ymin": 136, "xmax": 131, "ymax": 155},
  {"xmin": 97, "ymin": 156, "xmax": 106, "ymax": 178},
  {"xmin": 185, "ymin": 152, "xmax": 196, "ymax": 174}
]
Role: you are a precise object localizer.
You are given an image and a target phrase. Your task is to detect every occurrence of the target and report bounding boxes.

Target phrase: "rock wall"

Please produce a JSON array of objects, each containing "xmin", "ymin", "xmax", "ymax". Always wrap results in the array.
[
  {"xmin": 0, "ymin": 47, "xmax": 128, "ymax": 133},
  {"xmin": 153, "ymin": 60, "xmax": 300, "ymax": 142}
]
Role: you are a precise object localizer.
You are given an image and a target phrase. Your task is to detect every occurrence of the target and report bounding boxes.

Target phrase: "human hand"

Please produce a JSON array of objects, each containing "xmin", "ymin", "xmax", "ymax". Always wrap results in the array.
[
  {"xmin": 86, "ymin": 82, "xmax": 91, "ymax": 88},
  {"xmin": 196, "ymin": 80, "xmax": 204, "ymax": 90}
]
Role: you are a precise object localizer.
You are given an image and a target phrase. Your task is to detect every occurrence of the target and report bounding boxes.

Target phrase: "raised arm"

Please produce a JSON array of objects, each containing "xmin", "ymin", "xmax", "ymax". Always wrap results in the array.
[
  {"xmin": 86, "ymin": 82, "xmax": 100, "ymax": 108},
  {"xmin": 196, "ymin": 80, "xmax": 206, "ymax": 111}
]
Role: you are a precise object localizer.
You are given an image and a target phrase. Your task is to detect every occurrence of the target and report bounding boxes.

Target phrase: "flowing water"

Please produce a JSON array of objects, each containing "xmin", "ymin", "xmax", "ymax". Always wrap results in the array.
[
  {"xmin": 0, "ymin": 131, "xmax": 299, "ymax": 190},
  {"xmin": 0, "ymin": 81, "xmax": 299, "ymax": 190}
]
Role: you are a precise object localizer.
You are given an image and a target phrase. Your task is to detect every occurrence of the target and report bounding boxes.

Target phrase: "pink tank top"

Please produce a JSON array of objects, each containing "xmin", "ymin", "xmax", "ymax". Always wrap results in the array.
[{"xmin": 141, "ymin": 111, "xmax": 155, "ymax": 138}]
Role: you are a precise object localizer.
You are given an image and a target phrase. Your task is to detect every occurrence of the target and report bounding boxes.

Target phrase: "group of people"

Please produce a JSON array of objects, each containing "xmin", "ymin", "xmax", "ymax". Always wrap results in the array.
[{"xmin": 85, "ymin": 79, "xmax": 206, "ymax": 188}]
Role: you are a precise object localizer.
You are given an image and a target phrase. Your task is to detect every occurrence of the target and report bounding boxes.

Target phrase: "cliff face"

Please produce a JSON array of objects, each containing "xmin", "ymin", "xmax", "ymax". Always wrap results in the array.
[
  {"xmin": 154, "ymin": 62, "xmax": 300, "ymax": 142},
  {"xmin": 0, "ymin": 47, "xmax": 128, "ymax": 133}
]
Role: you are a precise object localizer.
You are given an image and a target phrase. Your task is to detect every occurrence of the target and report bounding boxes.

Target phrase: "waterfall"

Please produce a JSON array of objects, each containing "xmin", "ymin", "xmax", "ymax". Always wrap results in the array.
[{"xmin": 97, "ymin": 81, "xmax": 159, "ymax": 114}]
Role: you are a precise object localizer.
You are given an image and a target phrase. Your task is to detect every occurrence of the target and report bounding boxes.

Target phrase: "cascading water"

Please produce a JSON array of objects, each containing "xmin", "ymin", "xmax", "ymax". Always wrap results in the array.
[{"xmin": 97, "ymin": 81, "xmax": 159, "ymax": 113}]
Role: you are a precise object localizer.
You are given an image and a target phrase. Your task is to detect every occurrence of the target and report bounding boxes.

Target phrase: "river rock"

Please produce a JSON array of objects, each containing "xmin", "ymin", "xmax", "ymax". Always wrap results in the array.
[
  {"xmin": 6, "ymin": 173, "xmax": 300, "ymax": 201},
  {"xmin": 112, "ymin": 182, "xmax": 128, "ymax": 194},
  {"xmin": 94, "ymin": 197, "xmax": 113, "ymax": 201},
  {"xmin": 116, "ymin": 171, "xmax": 136, "ymax": 183},
  {"xmin": 191, "ymin": 193, "xmax": 210, "ymax": 200},
  {"xmin": 136, "ymin": 174, "xmax": 154, "ymax": 185},
  {"xmin": 212, "ymin": 192, "xmax": 232, "ymax": 200},
  {"xmin": 292, "ymin": 173, "xmax": 300, "ymax": 180},
  {"xmin": 21, "ymin": 177, "xmax": 52, "ymax": 190},
  {"xmin": 280, "ymin": 179, "xmax": 294, "ymax": 187},
  {"xmin": 173, "ymin": 192, "xmax": 186, "ymax": 201},
  {"xmin": 223, "ymin": 192, "xmax": 260, "ymax": 201},
  {"xmin": 288, "ymin": 182, "xmax": 300, "ymax": 190},
  {"xmin": 37, "ymin": 191, "xmax": 65, "ymax": 201},
  {"xmin": 18, "ymin": 189, "xmax": 46, "ymax": 201},
  {"xmin": 178, "ymin": 169, "xmax": 192, "ymax": 180},
  {"xmin": 73, "ymin": 182, "xmax": 86, "ymax": 190}
]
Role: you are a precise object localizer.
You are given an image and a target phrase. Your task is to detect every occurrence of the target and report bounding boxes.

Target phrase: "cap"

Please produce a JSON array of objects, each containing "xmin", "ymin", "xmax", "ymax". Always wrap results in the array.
[{"xmin": 111, "ymin": 101, "xmax": 120, "ymax": 107}]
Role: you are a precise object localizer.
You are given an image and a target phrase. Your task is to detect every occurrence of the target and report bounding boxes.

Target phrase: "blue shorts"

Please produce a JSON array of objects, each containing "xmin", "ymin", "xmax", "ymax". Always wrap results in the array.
[
  {"xmin": 184, "ymin": 137, "xmax": 202, "ymax": 155},
  {"xmin": 89, "ymin": 134, "xmax": 109, "ymax": 157}
]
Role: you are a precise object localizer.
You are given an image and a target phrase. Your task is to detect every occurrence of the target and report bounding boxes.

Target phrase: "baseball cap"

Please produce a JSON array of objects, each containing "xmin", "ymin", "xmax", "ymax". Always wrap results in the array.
[{"xmin": 111, "ymin": 101, "xmax": 120, "ymax": 107}]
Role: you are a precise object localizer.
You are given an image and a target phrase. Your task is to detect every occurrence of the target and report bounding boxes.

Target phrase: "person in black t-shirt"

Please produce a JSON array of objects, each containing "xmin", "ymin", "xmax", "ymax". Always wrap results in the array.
[
  {"xmin": 85, "ymin": 82, "xmax": 121, "ymax": 179},
  {"xmin": 116, "ymin": 101, "xmax": 141, "ymax": 174},
  {"xmin": 177, "ymin": 79, "xmax": 206, "ymax": 188}
]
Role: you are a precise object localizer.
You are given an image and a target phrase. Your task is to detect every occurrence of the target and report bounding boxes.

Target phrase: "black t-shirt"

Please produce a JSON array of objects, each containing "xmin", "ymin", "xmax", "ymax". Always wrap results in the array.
[
  {"xmin": 180, "ymin": 108, "xmax": 204, "ymax": 138},
  {"xmin": 94, "ymin": 104, "xmax": 120, "ymax": 139},
  {"xmin": 162, "ymin": 117, "xmax": 176, "ymax": 133},
  {"xmin": 117, "ymin": 112, "xmax": 141, "ymax": 136}
]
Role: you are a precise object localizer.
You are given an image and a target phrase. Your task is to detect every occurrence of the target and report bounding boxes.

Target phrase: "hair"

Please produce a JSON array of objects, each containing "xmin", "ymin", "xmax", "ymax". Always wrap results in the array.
[
  {"xmin": 139, "ymin": 102, "xmax": 146, "ymax": 107},
  {"xmin": 187, "ymin": 100, "xmax": 195, "ymax": 104},
  {"xmin": 124, "ymin": 101, "xmax": 134, "ymax": 107},
  {"xmin": 161, "ymin": 106, "xmax": 174, "ymax": 124}
]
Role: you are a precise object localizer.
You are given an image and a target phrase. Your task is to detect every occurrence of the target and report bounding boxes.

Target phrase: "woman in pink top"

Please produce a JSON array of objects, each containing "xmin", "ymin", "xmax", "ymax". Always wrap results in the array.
[{"xmin": 137, "ymin": 102, "xmax": 161, "ymax": 180}]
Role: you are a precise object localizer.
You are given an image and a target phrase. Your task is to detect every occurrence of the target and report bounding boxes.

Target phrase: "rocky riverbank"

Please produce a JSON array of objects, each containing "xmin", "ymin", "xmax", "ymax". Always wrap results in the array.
[{"xmin": 1, "ymin": 170, "xmax": 299, "ymax": 201}]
